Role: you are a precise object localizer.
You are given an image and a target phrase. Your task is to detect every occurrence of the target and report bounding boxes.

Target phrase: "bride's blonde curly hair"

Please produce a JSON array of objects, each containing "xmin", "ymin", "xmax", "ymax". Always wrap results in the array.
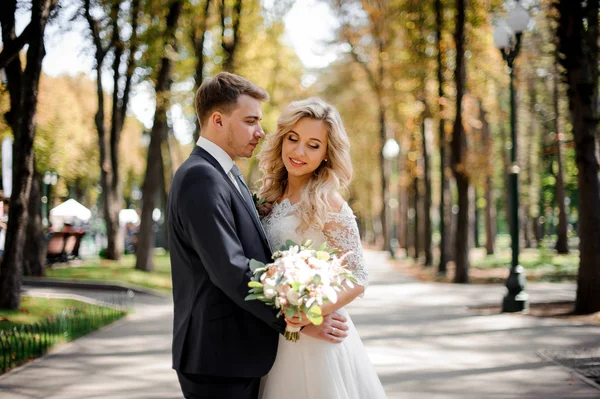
[{"xmin": 257, "ymin": 98, "xmax": 353, "ymax": 234}]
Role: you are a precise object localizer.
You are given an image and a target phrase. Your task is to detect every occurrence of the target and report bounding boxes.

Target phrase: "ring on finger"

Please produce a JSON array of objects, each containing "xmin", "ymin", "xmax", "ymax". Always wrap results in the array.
[{"xmin": 331, "ymin": 327, "xmax": 337, "ymax": 336}]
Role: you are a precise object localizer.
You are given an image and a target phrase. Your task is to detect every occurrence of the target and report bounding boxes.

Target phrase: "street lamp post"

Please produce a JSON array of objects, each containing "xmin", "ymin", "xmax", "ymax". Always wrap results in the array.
[
  {"xmin": 493, "ymin": 1, "xmax": 530, "ymax": 312},
  {"xmin": 42, "ymin": 171, "xmax": 58, "ymax": 227},
  {"xmin": 383, "ymin": 138, "xmax": 401, "ymax": 258}
]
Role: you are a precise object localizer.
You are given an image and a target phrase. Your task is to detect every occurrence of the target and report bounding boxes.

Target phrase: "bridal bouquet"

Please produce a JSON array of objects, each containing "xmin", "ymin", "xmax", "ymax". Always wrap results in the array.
[{"xmin": 245, "ymin": 239, "xmax": 357, "ymax": 342}]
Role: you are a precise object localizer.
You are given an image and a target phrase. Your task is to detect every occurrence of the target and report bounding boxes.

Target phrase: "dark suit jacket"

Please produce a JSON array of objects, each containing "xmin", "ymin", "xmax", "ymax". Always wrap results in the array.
[{"xmin": 168, "ymin": 146, "xmax": 285, "ymax": 378}]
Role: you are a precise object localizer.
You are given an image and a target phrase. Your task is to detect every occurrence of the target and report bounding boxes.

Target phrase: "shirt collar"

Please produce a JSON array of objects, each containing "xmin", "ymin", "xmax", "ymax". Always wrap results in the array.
[{"xmin": 197, "ymin": 136, "xmax": 235, "ymax": 174}]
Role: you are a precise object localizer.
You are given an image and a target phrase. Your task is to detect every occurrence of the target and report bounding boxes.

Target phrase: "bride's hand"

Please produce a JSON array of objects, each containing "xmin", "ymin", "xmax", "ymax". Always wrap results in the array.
[
  {"xmin": 300, "ymin": 312, "xmax": 349, "ymax": 344},
  {"xmin": 285, "ymin": 312, "xmax": 312, "ymax": 329}
]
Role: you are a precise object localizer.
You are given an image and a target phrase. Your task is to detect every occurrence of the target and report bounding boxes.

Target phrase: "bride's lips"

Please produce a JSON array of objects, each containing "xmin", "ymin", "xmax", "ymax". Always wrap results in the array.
[{"xmin": 288, "ymin": 157, "xmax": 306, "ymax": 167}]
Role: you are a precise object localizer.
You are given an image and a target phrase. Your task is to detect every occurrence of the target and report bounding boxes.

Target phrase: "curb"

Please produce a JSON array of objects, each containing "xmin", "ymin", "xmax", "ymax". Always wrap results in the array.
[
  {"xmin": 22, "ymin": 277, "xmax": 169, "ymax": 298},
  {"xmin": 537, "ymin": 349, "xmax": 600, "ymax": 392}
]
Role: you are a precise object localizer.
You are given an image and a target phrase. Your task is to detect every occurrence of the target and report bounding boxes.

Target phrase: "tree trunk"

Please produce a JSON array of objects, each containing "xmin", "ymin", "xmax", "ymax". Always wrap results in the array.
[
  {"xmin": 451, "ymin": 0, "xmax": 469, "ymax": 284},
  {"xmin": 0, "ymin": 0, "xmax": 56, "ymax": 310},
  {"xmin": 413, "ymin": 176, "xmax": 421, "ymax": 262},
  {"xmin": 192, "ymin": 0, "xmax": 212, "ymax": 143},
  {"xmin": 84, "ymin": 0, "xmax": 140, "ymax": 260},
  {"xmin": 24, "ymin": 170, "xmax": 46, "ymax": 277},
  {"xmin": 483, "ymin": 112, "xmax": 496, "ymax": 255},
  {"xmin": 407, "ymin": 185, "xmax": 415, "ymax": 257},
  {"xmin": 435, "ymin": 0, "xmax": 450, "ymax": 274},
  {"xmin": 220, "ymin": 0, "xmax": 242, "ymax": 72},
  {"xmin": 422, "ymin": 117, "xmax": 433, "ymax": 266},
  {"xmin": 553, "ymin": 72, "xmax": 569, "ymax": 254},
  {"xmin": 473, "ymin": 191, "xmax": 480, "ymax": 248},
  {"xmin": 135, "ymin": 0, "xmax": 183, "ymax": 272},
  {"xmin": 399, "ymin": 183, "xmax": 408, "ymax": 251},
  {"xmin": 379, "ymin": 102, "xmax": 390, "ymax": 252},
  {"xmin": 484, "ymin": 175, "xmax": 496, "ymax": 255},
  {"xmin": 556, "ymin": 0, "xmax": 600, "ymax": 314}
]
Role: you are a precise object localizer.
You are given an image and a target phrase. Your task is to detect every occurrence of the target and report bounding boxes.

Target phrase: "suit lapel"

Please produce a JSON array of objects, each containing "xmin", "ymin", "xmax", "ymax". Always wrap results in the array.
[{"xmin": 191, "ymin": 147, "xmax": 271, "ymax": 251}]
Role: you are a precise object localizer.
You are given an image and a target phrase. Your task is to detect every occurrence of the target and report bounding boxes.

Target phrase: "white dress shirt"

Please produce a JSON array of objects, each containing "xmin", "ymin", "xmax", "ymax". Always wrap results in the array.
[{"xmin": 196, "ymin": 136, "xmax": 241, "ymax": 193}]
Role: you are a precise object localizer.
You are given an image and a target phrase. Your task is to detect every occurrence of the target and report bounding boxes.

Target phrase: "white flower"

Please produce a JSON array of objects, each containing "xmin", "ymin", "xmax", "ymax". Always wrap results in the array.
[
  {"xmin": 324, "ymin": 285, "xmax": 338, "ymax": 303},
  {"xmin": 286, "ymin": 288, "xmax": 301, "ymax": 306},
  {"xmin": 263, "ymin": 283, "xmax": 277, "ymax": 299}
]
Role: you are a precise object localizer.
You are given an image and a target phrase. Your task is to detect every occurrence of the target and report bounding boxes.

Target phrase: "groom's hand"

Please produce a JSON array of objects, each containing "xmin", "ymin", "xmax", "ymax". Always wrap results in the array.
[{"xmin": 300, "ymin": 312, "xmax": 349, "ymax": 343}]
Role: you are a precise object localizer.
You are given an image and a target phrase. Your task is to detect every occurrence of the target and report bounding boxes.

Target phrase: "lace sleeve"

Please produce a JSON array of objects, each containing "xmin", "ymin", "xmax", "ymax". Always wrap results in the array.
[{"xmin": 323, "ymin": 203, "xmax": 368, "ymax": 289}]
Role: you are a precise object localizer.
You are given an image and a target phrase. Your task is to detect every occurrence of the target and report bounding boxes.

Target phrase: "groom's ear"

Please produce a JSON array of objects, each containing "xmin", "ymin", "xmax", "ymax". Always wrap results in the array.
[{"xmin": 210, "ymin": 111, "xmax": 224, "ymax": 129}]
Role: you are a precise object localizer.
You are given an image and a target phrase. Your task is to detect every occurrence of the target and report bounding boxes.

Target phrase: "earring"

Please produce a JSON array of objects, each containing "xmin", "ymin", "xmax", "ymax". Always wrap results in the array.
[{"xmin": 324, "ymin": 159, "xmax": 328, "ymax": 162}]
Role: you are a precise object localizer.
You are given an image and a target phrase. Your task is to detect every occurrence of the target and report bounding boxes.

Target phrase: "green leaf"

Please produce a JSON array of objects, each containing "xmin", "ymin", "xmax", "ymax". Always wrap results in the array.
[
  {"xmin": 285, "ymin": 307, "xmax": 297, "ymax": 319},
  {"xmin": 317, "ymin": 242, "xmax": 327, "ymax": 251},
  {"xmin": 248, "ymin": 281, "xmax": 263, "ymax": 288},
  {"xmin": 285, "ymin": 240, "xmax": 299, "ymax": 249},
  {"xmin": 245, "ymin": 294, "xmax": 265, "ymax": 301},
  {"xmin": 249, "ymin": 259, "xmax": 265, "ymax": 272},
  {"xmin": 308, "ymin": 305, "xmax": 322, "ymax": 315}
]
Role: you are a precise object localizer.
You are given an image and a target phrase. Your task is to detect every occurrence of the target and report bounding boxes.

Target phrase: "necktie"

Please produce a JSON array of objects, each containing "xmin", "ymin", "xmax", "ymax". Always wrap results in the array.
[
  {"xmin": 230, "ymin": 165, "xmax": 272, "ymax": 251},
  {"xmin": 230, "ymin": 165, "xmax": 255, "ymax": 210},
  {"xmin": 231, "ymin": 164, "xmax": 269, "ymax": 228}
]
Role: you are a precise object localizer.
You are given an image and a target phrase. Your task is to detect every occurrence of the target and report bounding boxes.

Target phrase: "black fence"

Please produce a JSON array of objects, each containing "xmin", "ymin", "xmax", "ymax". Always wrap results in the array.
[{"xmin": 0, "ymin": 293, "xmax": 133, "ymax": 374}]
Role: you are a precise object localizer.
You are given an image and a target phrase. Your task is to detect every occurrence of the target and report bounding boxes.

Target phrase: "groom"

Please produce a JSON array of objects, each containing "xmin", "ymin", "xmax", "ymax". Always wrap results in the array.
[{"xmin": 168, "ymin": 72, "xmax": 349, "ymax": 399}]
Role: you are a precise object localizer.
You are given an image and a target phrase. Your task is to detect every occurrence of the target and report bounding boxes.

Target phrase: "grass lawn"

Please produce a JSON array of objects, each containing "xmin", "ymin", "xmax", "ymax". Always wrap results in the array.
[
  {"xmin": 470, "ymin": 235, "xmax": 579, "ymax": 281},
  {"xmin": 0, "ymin": 296, "xmax": 118, "ymax": 330},
  {"xmin": 395, "ymin": 235, "xmax": 580, "ymax": 283},
  {"xmin": 45, "ymin": 253, "xmax": 172, "ymax": 294}
]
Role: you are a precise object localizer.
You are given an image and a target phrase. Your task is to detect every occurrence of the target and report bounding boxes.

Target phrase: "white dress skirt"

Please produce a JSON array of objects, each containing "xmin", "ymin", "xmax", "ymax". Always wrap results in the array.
[{"xmin": 259, "ymin": 200, "xmax": 387, "ymax": 399}]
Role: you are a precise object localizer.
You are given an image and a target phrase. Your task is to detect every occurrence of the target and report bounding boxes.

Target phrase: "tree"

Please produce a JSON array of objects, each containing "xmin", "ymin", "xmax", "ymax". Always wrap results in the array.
[
  {"xmin": 451, "ymin": 0, "xmax": 469, "ymax": 283},
  {"xmin": 556, "ymin": 0, "xmax": 600, "ymax": 314},
  {"xmin": 333, "ymin": 0, "xmax": 401, "ymax": 252},
  {"xmin": 435, "ymin": 0, "xmax": 451, "ymax": 273},
  {"xmin": 552, "ymin": 70, "xmax": 569, "ymax": 254},
  {"xmin": 83, "ymin": 0, "xmax": 141, "ymax": 260},
  {"xmin": 189, "ymin": 0, "xmax": 213, "ymax": 143},
  {"xmin": 135, "ymin": 0, "xmax": 184, "ymax": 272},
  {"xmin": 220, "ymin": 0, "xmax": 243, "ymax": 72},
  {"xmin": 0, "ymin": 0, "xmax": 59, "ymax": 310}
]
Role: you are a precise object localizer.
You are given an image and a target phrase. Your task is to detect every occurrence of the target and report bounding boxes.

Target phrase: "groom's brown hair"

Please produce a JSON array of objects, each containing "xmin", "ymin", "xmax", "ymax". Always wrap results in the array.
[{"xmin": 195, "ymin": 72, "xmax": 269, "ymax": 130}]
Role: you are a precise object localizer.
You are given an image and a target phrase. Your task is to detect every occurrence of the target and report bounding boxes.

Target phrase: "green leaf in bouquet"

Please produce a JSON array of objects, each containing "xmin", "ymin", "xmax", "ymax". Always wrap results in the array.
[
  {"xmin": 316, "ymin": 251, "xmax": 330, "ymax": 261},
  {"xmin": 248, "ymin": 281, "xmax": 263, "ymax": 288},
  {"xmin": 307, "ymin": 305, "xmax": 323, "ymax": 325},
  {"xmin": 317, "ymin": 242, "xmax": 327, "ymax": 251},
  {"xmin": 285, "ymin": 307, "xmax": 297, "ymax": 319},
  {"xmin": 292, "ymin": 282, "xmax": 302, "ymax": 291},
  {"xmin": 249, "ymin": 259, "xmax": 266, "ymax": 272},
  {"xmin": 301, "ymin": 238, "xmax": 314, "ymax": 248},
  {"xmin": 285, "ymin": 239, "xmax": 299, "ymax": 249},
  {"xmin": 245, "ymin": 294, "xmax": 265, "ymax": 301}
]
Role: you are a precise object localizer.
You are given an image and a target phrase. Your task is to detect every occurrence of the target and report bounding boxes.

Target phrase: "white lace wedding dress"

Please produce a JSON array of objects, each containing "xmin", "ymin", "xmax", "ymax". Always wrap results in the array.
[{"xmin": 259, "ymin": 199, "xmax": 387, "ymax": 399}]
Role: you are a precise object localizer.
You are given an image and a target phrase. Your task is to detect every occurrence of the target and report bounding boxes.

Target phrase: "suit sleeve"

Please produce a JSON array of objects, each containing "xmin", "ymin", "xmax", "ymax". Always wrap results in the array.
[{"xmin": 178, "ymin": 171, "xmax": 285, "ymax": 333}]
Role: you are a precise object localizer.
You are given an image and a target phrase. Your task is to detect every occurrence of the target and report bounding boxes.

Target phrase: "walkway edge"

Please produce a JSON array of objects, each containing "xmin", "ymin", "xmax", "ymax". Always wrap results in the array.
[
  {"xmin": 0, "ymin": 315, "xmax": 131, "ymax": 381},
  {"xmin": 22, "ymin": 277, "xmax": 169, "ymax": 298},
  {"xmin": 537, "ymin": 349, "xmax": 600, "ymax": 392}
]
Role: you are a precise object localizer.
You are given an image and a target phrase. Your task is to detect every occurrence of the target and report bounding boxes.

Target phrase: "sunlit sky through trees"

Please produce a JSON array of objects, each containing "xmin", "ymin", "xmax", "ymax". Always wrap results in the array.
[{"xmin": 6, "ymin": 0, "xmax": 338, "ymax": 144}]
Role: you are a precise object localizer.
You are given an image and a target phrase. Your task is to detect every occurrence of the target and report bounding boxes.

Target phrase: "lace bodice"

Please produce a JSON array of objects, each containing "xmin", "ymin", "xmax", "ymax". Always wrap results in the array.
[{"xmin": 261, "ymin": 199, "xmax": 368, "ymax": 287}]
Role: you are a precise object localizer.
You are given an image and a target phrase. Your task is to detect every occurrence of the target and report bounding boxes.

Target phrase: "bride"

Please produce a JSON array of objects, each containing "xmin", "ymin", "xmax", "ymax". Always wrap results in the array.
[{"xmin": 256, "ymin": 98, "xmax": 387, "ymax": 399}]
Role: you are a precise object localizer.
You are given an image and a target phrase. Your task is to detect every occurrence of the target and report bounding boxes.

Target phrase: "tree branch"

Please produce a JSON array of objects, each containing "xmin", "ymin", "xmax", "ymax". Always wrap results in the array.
[{"xmin": 0, "ymin": 24, "xmax": 31, "ymax": 70}]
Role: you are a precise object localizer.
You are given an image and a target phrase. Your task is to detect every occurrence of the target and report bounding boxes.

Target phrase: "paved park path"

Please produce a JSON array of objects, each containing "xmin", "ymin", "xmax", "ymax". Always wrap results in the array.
[{"xmin": 1, "ymin": 251, "xmax": 599, "ymax": 398}]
